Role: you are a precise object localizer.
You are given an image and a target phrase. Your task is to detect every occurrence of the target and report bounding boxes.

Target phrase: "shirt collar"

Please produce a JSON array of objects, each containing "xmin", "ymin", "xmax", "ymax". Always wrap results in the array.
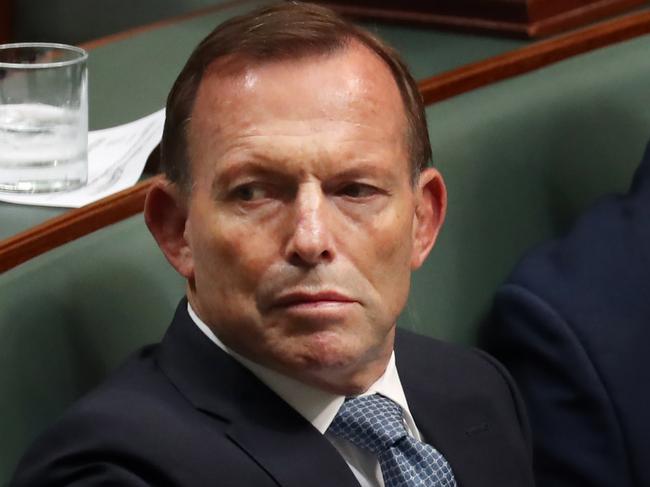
[{"xmin": 188, "ymin": 303, "xmax": 418, "ymax": 436}]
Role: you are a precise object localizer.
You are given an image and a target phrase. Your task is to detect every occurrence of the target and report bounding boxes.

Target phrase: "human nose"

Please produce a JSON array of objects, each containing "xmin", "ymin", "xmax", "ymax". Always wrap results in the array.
[{"xmin": 285, "ymin": 184, "xmax": 335, "ymax": 266}]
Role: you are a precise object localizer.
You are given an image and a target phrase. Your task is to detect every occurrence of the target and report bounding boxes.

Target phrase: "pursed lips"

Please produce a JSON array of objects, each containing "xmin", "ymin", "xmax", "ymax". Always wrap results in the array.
[{"xmin": 270, "ymin": 291, "xmax": 357, "ymax": 310}]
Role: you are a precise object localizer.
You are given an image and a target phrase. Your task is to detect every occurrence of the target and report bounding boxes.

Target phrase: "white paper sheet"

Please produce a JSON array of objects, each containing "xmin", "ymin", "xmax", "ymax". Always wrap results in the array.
[{"xmin": 0, "ymin": 108, "xmax": 165, "ymax": 208}]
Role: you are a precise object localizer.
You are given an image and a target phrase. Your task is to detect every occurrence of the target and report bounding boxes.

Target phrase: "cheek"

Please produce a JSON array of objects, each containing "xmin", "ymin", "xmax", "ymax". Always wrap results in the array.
[
  {"xmin": 348, "ymin": 209, "xmax": 414, "ymax": 312},
  {"xmin": 191, "ymin": 213, "xmax": 276, "ymax": 296},
  {"xmin": 375, "ymin": 231, "xmax": 413, "ymax": 307},
  {"xmin": 368, "ymin": 202, "xmax": 414, "ymax": 268}
]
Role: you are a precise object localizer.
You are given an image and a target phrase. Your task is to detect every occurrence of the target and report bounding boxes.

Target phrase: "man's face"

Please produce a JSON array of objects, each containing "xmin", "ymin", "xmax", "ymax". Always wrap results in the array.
[{"xmin": 175, "ymin": 45, "xmax": 442, "ymax": 393}]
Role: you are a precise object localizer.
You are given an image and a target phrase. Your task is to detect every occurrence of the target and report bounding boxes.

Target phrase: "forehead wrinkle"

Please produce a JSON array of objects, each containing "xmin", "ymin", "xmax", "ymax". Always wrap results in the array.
[
  {"xmin": 195, "ymin": 114, "xmax": 399, "ymax": 165},
  {"xmin": 191, "ymin": 120, "xmax": 408, "ymax": 189},
  {"xmin": 210, "ymin": 159, "xmax": 299, "ymax": 195},
  {"xmin": 223, "ymin": 131, "xmax": 399, "ymax": 170},
  {"xmin": 223, "ymin": 120, "xmax": 393, "ymax": 141}
]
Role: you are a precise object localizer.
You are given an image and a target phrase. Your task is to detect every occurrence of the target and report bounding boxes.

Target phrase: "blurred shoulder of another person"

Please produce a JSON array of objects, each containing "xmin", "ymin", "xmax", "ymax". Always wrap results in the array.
[{"xmin": 481, "ymin": 140, "xmax": 650, "ymax": 487}]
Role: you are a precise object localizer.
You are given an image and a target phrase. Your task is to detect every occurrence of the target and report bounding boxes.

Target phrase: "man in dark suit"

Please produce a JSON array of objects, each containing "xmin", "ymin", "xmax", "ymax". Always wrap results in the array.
[
  {"xmin": 12, "ymin": 3, "xmax": 534, "ymax": 486},
  {"xmin": 482, "ymin": 141, "xmax": 650, "ymax": 487}
]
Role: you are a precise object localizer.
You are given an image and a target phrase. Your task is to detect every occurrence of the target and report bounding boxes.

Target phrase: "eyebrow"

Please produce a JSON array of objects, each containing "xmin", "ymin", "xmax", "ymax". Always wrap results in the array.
[
  {"xmin": 324, "ymin": 163, "xmax": 397, "ymax": 182},
  {"xmin": 212, "ymin": 155, "xmax": 401, "ymax": 193},
  {"xmin": 211, "ymin": 158, "xmax": 292, "ymax": 192}
]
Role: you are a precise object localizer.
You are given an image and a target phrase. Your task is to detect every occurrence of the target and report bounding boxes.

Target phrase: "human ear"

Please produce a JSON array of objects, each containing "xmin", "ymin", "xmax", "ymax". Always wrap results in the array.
[
  {"xmin": 410, "ymin": 167, "xmax": 447, "ymax": 270},
  {"xmin": 144, "ymin": 177, "xmax": 194, "ymax": 279}
]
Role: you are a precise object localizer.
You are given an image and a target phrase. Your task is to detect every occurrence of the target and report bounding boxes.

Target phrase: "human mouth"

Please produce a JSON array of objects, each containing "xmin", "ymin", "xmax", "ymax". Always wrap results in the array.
[{"xmin": 272, "ymin": 291, "xmax": 356, "ymax": 309}]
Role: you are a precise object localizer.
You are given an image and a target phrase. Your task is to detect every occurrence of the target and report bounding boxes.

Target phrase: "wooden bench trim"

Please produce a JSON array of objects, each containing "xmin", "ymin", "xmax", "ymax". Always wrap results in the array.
[
  {"xmin": 0, "ymin": 178, "xmax": 159, "ymax": 273},
  {"xmin": 419, "ymin": 8, "xmax": 650, "ymax": 105},
  {"xmin": 2, "ymin": 9, "xmax": 650, "ymax": 273},
  {"xmin": 323, "ymin": 0, "xmax": 646, "ymax": 38}
]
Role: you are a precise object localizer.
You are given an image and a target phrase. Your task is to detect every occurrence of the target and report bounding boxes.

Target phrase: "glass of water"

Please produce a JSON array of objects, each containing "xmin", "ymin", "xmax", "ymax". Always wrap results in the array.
[{"xmin": 0, "ymin": 43, "xmax": 88, "ymax": 193}]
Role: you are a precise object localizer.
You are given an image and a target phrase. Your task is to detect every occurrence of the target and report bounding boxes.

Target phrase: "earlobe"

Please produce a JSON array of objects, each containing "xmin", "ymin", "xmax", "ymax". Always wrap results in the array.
[
  {"xmin": 144, "ymin": 177, "xmax": 195, "ymax": 279},
  {"xmin": 410, "ymin": 168, "xmax": 447, "ymax": 270}
]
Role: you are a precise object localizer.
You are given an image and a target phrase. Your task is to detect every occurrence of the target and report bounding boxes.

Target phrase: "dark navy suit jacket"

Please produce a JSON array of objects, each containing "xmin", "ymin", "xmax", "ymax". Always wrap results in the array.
[
  {"xmin": 482, "ymin": 142, "xmax": 650, "ymax": 487},
  {"xmin": 13, "ymin": 300, "xmax": 534, "ymax": 486}
]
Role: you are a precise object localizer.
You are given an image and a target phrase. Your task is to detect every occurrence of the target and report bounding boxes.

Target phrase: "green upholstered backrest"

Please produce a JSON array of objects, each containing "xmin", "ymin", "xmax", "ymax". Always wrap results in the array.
[
  {"xmin": 400, "ymin": 34, "xmax": 650, "ymax": 344},
  {"xmin": 0, "ymin": 215, "xmax": 184, "ymax": 483}
]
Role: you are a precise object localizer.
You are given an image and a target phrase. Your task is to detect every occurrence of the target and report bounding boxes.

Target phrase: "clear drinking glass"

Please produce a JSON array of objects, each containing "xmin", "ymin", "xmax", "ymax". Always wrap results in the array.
[{"xmin": 0, "ymin": 43, "xmax": 88, "ymax": 193}]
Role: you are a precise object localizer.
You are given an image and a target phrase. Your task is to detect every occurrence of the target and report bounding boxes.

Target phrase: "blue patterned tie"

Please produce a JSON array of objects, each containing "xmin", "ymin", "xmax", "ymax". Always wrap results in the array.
[{"xmin": 329, "ymin": 394, "xmax": 456, "ymax": 487}]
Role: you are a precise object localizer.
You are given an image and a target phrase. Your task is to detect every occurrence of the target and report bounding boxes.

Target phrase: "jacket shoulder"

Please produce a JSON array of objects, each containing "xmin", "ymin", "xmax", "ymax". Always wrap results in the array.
[
  {"xmin": 11, "ymin": 345, "xmax": 267, "ymax": 487},
  {"xmin": 396, "ymin": 328, "xmax": 518, "ymax": 387},
  {"xmin": 395, "ymin": 329, "xmax": 534, "ymax": 486}
]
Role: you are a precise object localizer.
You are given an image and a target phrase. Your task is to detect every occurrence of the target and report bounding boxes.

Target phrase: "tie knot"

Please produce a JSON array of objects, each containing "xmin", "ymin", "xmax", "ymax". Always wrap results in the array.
[{"xmin": 328, "ymin": 394, "xmax": 407, "ymax": 454}]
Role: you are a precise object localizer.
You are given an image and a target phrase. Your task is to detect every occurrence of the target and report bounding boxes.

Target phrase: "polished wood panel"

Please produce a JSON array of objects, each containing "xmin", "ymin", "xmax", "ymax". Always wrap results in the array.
[
  {"xmin": 419, "ymin": 9, "xmax": 650, "ymax": 104},
  {"xmin": 530, "ymin": 0, "xmax": 648, "ymax": 37},
  {"xmin": 0, "ymin": 0, "xmax": 12, "ymax": 43},
  {"xmin": 322, "ymin": 0, "xmax": 647, "ymax": 38},
  {"xmin": 0, "ymin": 177, "xmax": 159, "ymax": 273},
  {"xmin": 2, "ymin": 9, "xmax": 650, "ymax": 273}
]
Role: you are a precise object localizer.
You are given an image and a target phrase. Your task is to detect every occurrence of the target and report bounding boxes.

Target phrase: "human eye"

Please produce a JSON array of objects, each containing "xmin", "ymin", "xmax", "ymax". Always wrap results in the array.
[
  {"xmin": 336, "ymin": 182, "xmax": 381, "ymax": 199},
  {"xmin": 231, "ymin": 183, "xmax": 270, "ymax": 202}
]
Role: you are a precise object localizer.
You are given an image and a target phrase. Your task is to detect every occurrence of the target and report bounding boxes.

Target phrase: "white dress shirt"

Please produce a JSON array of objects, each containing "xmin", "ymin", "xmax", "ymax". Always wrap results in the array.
[{"xmin": 188, "ymin": 303, "xmax": 423, "ymax": 487}]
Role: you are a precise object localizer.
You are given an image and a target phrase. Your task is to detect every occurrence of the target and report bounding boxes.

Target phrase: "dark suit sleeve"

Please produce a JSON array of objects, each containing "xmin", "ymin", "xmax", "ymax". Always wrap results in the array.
[
  {"xmin": 13, "ymin": 461, "xmax": 155, "ymax": 487},
  {"xmin": 471, "ymin": 347, "xmax": 534, "ymax": 458},
  {"xmin": 10, "ymin": 386, "xmax": 190, "ymax": 487},
  {"xmin": 11, "ymin": 417, "xmax": 164, "ymax": 487},
  {"xmin": 481, "ymin": 283, "xmax": 633, "ymax": 487}
]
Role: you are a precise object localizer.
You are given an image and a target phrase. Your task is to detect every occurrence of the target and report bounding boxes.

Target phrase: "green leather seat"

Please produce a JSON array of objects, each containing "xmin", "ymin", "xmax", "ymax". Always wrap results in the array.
[
  {"xmin": 0, "ymin": 215, "xmax": 184, "ymax": 482},
  {"xmin": 403, "ymin": 33, "xmax": 650, "ymax": 344}
]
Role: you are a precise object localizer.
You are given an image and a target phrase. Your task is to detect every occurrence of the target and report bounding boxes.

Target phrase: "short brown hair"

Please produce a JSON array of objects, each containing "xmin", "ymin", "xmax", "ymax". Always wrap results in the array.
[{"xmin": 161, "ymin": 1, "xmax": 431, "ymax": 191}]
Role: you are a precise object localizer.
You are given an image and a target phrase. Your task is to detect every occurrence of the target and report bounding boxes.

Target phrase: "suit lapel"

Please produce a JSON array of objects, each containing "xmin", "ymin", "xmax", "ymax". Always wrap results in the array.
[
  {"xmin": 401, "ymin": 380, "xmax": 473, "ymax": 487},
  {"xmin": 396, "ymin": 330, "xmax": 490, "ymax": 487},
  {"xmin": 225, "ymin": 405, "xmax": 359, "ymax": 487},
  {"xmin": 156, "ymin": 301, "xmax": 359, "ymax": 487}
]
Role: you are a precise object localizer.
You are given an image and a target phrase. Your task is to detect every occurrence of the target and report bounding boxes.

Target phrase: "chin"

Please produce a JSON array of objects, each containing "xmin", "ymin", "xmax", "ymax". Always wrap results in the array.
[
  {"xmin": 287, "ymin": 333, "xmax": 350, "ymax": 366},
  {"xmin": 281, "ymin": 331, "xmax": 389, "ymax": 389}
]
